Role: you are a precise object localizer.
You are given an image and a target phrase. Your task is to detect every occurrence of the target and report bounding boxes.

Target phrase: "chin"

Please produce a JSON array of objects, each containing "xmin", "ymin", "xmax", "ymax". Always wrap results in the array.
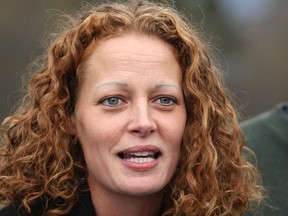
[{"xmin": 119, "ymin": 179, "xmax": 167, "ymax": 197}]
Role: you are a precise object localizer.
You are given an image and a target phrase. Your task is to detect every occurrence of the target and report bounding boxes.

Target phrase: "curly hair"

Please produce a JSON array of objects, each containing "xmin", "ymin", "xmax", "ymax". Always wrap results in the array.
[{"xmin": 0, "ymin": 0, "xmax": 264, "ymax": 215}]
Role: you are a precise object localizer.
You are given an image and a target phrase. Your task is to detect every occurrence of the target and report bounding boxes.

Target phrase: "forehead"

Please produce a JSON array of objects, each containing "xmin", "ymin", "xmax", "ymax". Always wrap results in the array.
[
  {"xmin": 77, "ymin": 33, "xmax": 180, "ymax": 81},
  {"xmin": 80, "ymin": 33, "xmax": 180, "ymax": 77},
  {"xmin": 88, "ymin": 33, "xmax": 178, "ymax": 62},
  {"xmin": 76, "ymin": 33, "xmax": 182, "ymax": 89}
]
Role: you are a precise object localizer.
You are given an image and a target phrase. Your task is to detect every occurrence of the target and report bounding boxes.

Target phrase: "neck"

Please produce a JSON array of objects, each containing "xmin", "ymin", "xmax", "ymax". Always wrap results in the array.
[{"xmin": 88, "ymin": 183, "xmax": 164, "ymax": 216}]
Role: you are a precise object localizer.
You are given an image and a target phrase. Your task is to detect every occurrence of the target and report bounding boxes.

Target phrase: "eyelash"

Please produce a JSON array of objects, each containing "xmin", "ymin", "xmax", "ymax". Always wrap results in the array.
[
  {"xmin": 155, "ymin": 96, "xmax": 176, "ymax": 106},
  {"xmin": 100, "ymin": 95, "xmax": 177, "ymax": 107},
  {"xmin": 101, "ymin": 96, "xmax": 125, "ymax": 106}
]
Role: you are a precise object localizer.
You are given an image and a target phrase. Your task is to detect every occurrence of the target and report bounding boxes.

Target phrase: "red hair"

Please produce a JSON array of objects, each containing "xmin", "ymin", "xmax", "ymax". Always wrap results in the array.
[{"xmin": 0, "ymin": 1, "xmax": 264, "ymax": 215}]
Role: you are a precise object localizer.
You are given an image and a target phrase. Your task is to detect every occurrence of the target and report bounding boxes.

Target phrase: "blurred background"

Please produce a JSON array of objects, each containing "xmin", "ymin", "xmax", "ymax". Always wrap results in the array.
[{"xmin": 0, "ymin": 0, "xmax": 287, "ymax": 121}]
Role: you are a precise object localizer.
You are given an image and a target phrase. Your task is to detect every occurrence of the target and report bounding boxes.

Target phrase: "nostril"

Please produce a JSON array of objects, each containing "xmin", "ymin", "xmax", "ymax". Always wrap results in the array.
[
  {"xmin": 127, "ymin": 107, "xmax": 157, "ymax": 136},
  {"xmin": 131, "ymin": 128, "xmax": 155, "ymax": 137}
]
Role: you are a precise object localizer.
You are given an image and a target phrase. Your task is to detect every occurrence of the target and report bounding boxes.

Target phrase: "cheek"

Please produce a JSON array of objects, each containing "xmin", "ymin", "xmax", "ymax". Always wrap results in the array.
[
  {"xmin": 166, "ymin": 113, "xmax": 186, "ymax": 142},
  {"xmin": 161, "ymin": 116, "xmax": 185, "ymax": 164},
  {"xmin": 77, "ymin": 115, "xmax": 125, "ymax": 151},
  {"xmin": 168, "ymin": 114, "xmax": 186, "ymax": 163}
]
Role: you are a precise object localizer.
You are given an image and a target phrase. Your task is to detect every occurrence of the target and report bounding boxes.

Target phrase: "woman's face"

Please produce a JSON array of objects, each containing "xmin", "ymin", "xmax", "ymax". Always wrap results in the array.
[{"xmin": 72, "ymin": 34, "xmax": 186, "ymax": 198}]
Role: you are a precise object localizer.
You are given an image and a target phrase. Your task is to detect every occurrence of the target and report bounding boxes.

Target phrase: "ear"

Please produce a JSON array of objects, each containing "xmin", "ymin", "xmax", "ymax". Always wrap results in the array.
[{"xmin": 67, "ymin": 115, "xmax": 78, "ymax": 136}]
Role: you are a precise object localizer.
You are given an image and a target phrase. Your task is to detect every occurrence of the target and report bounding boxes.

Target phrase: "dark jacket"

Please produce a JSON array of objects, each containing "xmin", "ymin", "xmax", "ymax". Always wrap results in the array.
[
  {"xmin": 0, "ymin": 191, "xmax": 96, "ymax": 216},
  {"xmin": 241, "ymin": 102, "xmax": 288, "ymax": 215}
]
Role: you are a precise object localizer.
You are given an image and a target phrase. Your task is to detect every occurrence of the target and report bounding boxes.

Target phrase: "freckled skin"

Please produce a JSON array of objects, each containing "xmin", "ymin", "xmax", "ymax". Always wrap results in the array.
[{"xmin": 71, "ymin": 34, "xmax": 187, "ymax": 215}]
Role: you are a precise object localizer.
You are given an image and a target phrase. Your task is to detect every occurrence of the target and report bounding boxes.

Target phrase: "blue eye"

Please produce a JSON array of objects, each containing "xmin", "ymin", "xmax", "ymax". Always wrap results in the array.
[
  {"xmin": 156, "ymin": 97, "xmax": 175, "ymax": 106},
  {"xmin": 101, "ymin": 97, "xmax": 123, "ymax": 106}
]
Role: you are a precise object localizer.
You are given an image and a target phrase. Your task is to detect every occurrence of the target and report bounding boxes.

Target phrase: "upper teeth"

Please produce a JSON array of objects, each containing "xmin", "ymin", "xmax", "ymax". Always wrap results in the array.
[
  {"xmin": 119, "ymin": 151, "xmax": 158, "ymax": 163},
  {"xmin": 132, "ymin": 151, "xmax": 150, "ymax": 157},
  {"xmin": 125, "ymin": 157, "xmax": 155, "ymax": 163}
]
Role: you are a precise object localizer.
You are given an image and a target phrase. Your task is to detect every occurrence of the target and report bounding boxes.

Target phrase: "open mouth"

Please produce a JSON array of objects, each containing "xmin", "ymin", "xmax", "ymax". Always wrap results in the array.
[{"xmin": 117, "ymin": 151, "xmax": 161, "ymax": 163}]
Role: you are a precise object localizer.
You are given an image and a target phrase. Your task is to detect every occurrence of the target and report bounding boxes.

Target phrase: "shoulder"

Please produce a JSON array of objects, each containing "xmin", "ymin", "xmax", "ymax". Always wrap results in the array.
[
  {"xmin": 0, "ymin": 204, "xmax": 44, "ymax": 216},
  {"xmin": 241, "ymin": 102, "xmax": 288, "ymax": 131},
  {"xmin": 0, "ymin": 191, "xmax": 95, "ymax": 216},
  {"xmin": 0, "ymin": 205, "xmax": 19, "ymax": 216},
  {"xmin": 67, "ymin": 191, "xmax": 96, "ymax": 216}
]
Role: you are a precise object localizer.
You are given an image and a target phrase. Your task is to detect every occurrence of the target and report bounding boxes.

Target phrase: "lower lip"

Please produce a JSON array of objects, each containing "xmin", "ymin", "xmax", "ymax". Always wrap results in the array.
[{"xmin": 120, "ymin": 157, "xmax": 160, "ymax": 171}]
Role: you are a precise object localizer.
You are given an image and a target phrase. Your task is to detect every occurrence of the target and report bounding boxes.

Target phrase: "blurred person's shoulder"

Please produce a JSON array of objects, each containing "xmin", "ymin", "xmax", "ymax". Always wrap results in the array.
[
  {"xmin": 240, "ymin": 102, "xmax": 288, "ymax": 216},
  {"xmin": 241, "ymin": 102, "xmax": 288, "ymax": 147}
]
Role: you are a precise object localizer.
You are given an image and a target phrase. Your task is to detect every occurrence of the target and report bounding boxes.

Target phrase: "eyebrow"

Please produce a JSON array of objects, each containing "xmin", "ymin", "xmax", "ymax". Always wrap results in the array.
[
  {"xmin": 95, "ymin": 82, "xmax": 180, "ymax": 91},
  {"xmin": 96, "ymin": 82, "xmax": 128, "ymax": 89},
  {"xmin": 155, "ymin": 84, "xmax": 181, "ymax": 90}
]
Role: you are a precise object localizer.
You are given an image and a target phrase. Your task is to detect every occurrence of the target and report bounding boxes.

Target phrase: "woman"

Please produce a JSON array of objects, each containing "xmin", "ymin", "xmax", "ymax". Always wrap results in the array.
[{"xmin": 0, "ymin": 0, "xmax": 264, "ymax": 215}]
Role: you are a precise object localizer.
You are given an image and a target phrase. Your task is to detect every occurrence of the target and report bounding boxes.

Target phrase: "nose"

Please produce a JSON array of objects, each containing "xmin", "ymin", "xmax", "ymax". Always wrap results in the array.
[{"xmin": 127, "ymin": 102, "xmax": 157, "ymax": 137}]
